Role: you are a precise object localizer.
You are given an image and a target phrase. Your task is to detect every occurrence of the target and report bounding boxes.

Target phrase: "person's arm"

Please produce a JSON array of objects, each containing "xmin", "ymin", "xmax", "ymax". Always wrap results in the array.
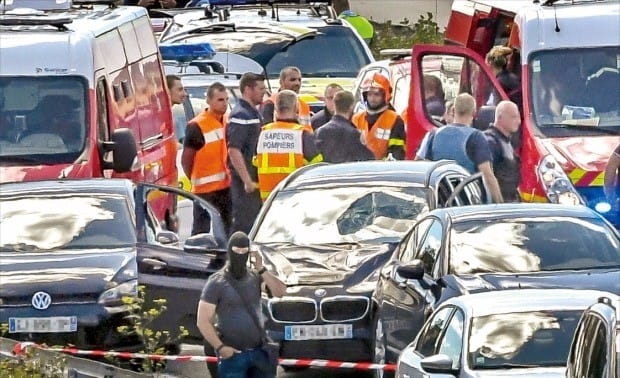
[
  {"xmin": 228, "ymin": 148, "xmax": 258, "ymax": 193},
  {"xmin": 252, "ymin": 250, "xmax": 286, "ymax": 298},
  {"xmin": 181, "ymin": 123, "xmax": 205, "ymax": 179},
  {"xmin": 478, "ymin": 161, "xmax": 504, "ymax": 203},
  {"xmin": 181, "ymin": 147, "xmax": 197, "ymax": 179},
  {"xmin": 387, "ymin": 116, "xmax": 406, "ymax": 160},
  {"xmin": 414, "ymin": 131, "xmax": 433, "ymax": 160},
  {"xmin": 302, "ymin": 131, "xmax": 324, "ymax": 165},
  {"xmin": 196, "ymin": 301, "xmax": 238, "ymax": 359},
  {"xmin": 260, "ymin": 101, "xmax": 274, "ymax": 125},
  {"xmin": 604, "ymin": 148, "xmax": 620, "ymax": 202}
]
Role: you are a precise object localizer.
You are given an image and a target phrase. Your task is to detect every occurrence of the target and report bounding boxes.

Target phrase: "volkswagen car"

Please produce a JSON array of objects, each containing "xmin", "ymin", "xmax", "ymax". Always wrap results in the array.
[
  {"xmin": 249, "ymin": 160, "xmax": 488, "ymax": 363},
  {"xmin": 0, "ymin": 179, "xmax": 228, "ymax": 351}
]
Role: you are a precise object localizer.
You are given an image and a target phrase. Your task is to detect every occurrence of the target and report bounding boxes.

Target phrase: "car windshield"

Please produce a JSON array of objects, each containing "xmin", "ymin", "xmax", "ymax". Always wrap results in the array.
[
  {"xmin": 253, "ymin": 186, "xmax": 429, "ymax": 245},
  {"xmin": 172, "ymin": 26, "xmax": 371, "ymax": 79},
  {"xmin": 0, "ymin": 76, "xmax": 88, "ymax": 163},
  {"xmin": 469, "ymin": 310, "xmax": 582, "ymax": 369},
  {"xmin": 0, "ymin": 194, "xmax": 136, "ymax": 251},
  {"xmin": 449, "ymin": 216, "xmax": 620, "ymax": 274},
  {"xmin": 529, "ymin": 46, "xmax": 620, "ymax": 137}
]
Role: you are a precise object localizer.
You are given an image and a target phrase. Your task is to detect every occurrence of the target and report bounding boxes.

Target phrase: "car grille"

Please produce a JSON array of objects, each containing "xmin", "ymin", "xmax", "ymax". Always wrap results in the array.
[
  {"xmin": 269, "ymin": 298, "xmax": 316, "ymax": 323},
  {"xmin": 320, "ymin": 296, "xmax": 369, "ymax": 322}
]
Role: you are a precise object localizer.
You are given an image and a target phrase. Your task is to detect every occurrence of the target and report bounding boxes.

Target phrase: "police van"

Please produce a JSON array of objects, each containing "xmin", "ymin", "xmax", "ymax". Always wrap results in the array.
[
  {"xmin": 405, "ymin": 0, "xmax": 620, "ymax": 227},
  {"xmin": 0, "ymin": 0, "xmax": 178, "ymax": 221}
]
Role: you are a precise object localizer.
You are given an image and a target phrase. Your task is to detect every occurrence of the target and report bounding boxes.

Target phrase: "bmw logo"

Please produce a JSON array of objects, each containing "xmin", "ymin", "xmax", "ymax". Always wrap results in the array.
[
  {"xmin": 315, "ymin": 288, "xmax": 326, "ymax": 298},
  {"xmin": 32, "ymin": 291, "xmax": 52, "ymax": 310}
]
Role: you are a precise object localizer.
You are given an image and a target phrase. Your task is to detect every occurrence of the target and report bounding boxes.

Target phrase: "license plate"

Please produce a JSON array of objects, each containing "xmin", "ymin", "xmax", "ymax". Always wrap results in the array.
[
  {"xmin": 284, "ymin": 324, "xmax": 352, "ymax": 341},
  {"xmin": 9, "ymin": 316, "xmax": 77, "ymax": 333}
]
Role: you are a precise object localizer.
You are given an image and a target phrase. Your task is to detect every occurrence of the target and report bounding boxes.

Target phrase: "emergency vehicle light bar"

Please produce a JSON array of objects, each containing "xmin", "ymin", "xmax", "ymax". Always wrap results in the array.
[
  {"xmin": 159, "ymin": 42, "xmax": 216, "ymax": 63},
  {"xmin": 0, "ymin": 0, "xmax": 70, "ymax": 11},
  {"xmin": 0, "ymin": 15, "xmax": 72, "ymax": 28}
]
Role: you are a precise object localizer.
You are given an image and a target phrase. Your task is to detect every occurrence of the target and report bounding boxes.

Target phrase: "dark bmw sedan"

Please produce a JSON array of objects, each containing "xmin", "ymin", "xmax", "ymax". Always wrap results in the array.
[
  {"xmin": 0, "ymin": 179, "xmax": 228, "ymax": 351},
  {"xmin": 249, "ymin": 160, "xmax": 487, "ymax": 363},
  {"xmin": 373, "ymin": 203, "xmax": 620, "ymax": 373}
]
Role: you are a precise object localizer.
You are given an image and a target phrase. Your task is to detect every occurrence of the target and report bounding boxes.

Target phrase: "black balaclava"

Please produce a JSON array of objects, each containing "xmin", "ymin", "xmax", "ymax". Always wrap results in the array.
[{"xmin": 227, "ymin": 231, "xmax": 250, "ymax": 279}]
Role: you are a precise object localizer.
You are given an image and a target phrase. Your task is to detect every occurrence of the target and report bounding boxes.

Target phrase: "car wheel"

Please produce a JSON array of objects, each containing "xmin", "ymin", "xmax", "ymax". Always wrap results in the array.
[{"xmin": 372, "ymin": 315, "xmax": 393, "ymax": 378}]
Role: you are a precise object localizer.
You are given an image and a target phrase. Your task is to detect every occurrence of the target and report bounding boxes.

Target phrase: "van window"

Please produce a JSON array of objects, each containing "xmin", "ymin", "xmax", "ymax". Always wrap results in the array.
[
  {"xmin": 133, "ymin": 16, "xmax": 158, "ymax": 57},
  {"xmin": 529, "ymin": 47, "xmax": 620, "ymax": 137},
  {"xmin": 0, "ymin": 76, "xmax": 88, "ymax": 162},
  {"xmin": 96, "ymin": 30, "xmax": 127, "ymax": 73},
  {"xmin": 119, "ymin": 22, "xmax": 141, "ymax": 64}
]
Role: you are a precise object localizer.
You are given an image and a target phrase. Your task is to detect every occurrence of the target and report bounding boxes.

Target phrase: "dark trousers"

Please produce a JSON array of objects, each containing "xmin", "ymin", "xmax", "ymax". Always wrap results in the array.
[
  {"xmin": 230, "ymin": 176, "xmax": 262, "ymax": 234},
  {"xmin": 192, "ymin": 188, "xmax": 231, "ymax": 236}
]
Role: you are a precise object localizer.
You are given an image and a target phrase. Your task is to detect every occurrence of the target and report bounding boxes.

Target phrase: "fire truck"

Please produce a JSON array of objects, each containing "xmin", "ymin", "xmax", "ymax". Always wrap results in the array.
[{"xmin": 406, "ymin": 0, "xmax": 620, "ymax": 227}]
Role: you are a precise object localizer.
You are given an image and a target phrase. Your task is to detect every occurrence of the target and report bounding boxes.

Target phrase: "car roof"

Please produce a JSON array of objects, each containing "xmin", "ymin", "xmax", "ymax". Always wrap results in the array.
[
  {"xmin": 281, "ymin": 160, "xmax": 469, "ymax": 190},
  {"xmin": 0, "ymin": 178, "xmax": 134, "ymax": 197},
  {"xmin": 444, "ymin": 289, "xmax": 619, "ymax": 318},
  {"xmin": 431, "ymin": 203, "xmax": 604, "ymax": 222},
  {"xmin": 178, "ymin": 74, "xmax": 241, "ymax": 88}
]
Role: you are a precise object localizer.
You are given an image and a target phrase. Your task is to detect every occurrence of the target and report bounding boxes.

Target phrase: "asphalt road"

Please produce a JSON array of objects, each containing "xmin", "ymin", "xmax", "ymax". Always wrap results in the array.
[{"xmin": 164, "ymin": 344, "xmax": 374, "ymax": 378}]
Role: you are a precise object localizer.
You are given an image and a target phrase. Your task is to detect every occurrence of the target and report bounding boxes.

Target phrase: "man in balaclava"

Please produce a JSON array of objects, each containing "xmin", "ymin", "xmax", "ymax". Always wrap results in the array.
[
  {"xmin": 352, "ymin": 72, "xmax": 406, "ymax": 160},
  {"xmin": 196, "ymin": 231, "xmax": 286, "ymax": 377}
]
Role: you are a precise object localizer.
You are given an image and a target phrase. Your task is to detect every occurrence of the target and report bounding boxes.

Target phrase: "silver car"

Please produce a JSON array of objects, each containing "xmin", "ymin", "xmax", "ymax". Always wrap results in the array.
[{"xmin": 396, "ymin": 289, "xmax": 618, "ymax": 378}]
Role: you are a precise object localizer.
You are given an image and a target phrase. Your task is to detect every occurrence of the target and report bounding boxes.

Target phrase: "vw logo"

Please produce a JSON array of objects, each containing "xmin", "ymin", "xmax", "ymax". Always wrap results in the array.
[
  {"xmin": 31, "ymin": 292, "xmax": 52, "ymax": 310},
  {"xmin": 315, "ymin": 288, "xmax": 326, "ymax": 298}
]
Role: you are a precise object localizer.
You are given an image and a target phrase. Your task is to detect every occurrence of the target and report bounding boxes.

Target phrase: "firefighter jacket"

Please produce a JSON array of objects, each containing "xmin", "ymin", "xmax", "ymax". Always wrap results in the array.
[
  {"xmin": 189, "ymin": 110, "xmax": 230, "ymax": 194},
  {"xmin": 352, "ymin": 109, "xmax": 404, "ymax": 159},
  {"xmin": 255, "ymin": 120, "xmax": 322, "ymax": 201},
  {"xmin": 267, "ymin": 92, "xmax": 312, "ymax": 129}
]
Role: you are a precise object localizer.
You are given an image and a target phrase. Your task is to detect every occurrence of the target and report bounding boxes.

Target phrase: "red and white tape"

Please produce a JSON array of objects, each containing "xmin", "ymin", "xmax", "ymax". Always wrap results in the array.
[{"xmin": 13, "ymin": 342, "xmax": 396, "ymax": 371}]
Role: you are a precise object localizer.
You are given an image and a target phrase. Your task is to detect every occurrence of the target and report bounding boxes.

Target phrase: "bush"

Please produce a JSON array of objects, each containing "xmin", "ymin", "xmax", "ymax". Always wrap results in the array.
[{"xmin": 370, "ymin": 12, "xmax": 444, "ymax": 59}]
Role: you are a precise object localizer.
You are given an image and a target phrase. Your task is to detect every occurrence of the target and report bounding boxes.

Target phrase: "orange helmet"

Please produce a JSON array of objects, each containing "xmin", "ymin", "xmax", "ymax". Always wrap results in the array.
[{"xmin": 361, "ymin": 72, "xmax": 392, "ymax": 103}]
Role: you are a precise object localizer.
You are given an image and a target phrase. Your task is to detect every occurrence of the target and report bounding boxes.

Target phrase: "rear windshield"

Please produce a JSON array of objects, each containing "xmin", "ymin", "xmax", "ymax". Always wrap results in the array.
[
  {"xmin": 0, "ymin": 76, "xmax": 88, "ymax": 164},
  {"xmin": 449, "ymin": 216, "xmax": 620, "ymax": 274}
]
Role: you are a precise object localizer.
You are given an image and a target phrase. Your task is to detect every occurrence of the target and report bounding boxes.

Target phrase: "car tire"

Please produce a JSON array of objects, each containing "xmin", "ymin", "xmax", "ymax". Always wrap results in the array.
[{"xmin": 372, "ymin": 315, "xmax": 394, "ymax": 378}]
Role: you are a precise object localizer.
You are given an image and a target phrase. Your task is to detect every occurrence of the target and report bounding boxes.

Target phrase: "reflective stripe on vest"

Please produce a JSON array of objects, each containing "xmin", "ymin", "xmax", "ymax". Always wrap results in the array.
[
  {"xmin": 256, "ymin": 121, "xmax": 305, "ymax": 200},
  {"xmin": 269, "ymin": 93, "xmax": 312, "ymax": 130},
  {"xmin": 189, "ymin": 111, "xmax": 230, "ymax": 194},
  {"xmin": 352, "ymin": 110, "xmax": 398, "ymax": 159}
]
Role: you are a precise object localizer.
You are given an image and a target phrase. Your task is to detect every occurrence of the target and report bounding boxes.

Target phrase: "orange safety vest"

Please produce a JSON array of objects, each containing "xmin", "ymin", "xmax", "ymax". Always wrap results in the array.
[
  {"xmin": 189, "ymin": 110, "xmax": 230, "ymax": 194},
  {"xmin": 352, "ymin": 109, "xmax": 398, "ymax": 159},
  {"xmin": 255, "ymin": 121, "xmax": 307, "ymax": 201},
  {"xmin": 269, "ymin": 93, "xmax": 312, "ymax": 130}
]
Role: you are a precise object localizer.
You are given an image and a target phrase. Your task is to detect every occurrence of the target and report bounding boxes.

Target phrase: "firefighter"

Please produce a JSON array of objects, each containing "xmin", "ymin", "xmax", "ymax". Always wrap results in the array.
[
  {"xmin": 352, "ymin": 72, "xmax": 406, "ymax": 160},
  {"xmin": 260, "ymin": 66, "xmax": 312, "ymax": 129},
  {"xmin": 255, "ymin": 90, "xmax": 323, "ymax": 201}
]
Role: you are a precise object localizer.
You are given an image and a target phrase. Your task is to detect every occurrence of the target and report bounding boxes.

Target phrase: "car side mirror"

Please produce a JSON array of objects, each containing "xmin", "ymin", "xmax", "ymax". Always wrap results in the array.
[
  {"xmin": 396, "ymin": 260, "xmax": 425, "ymax": 280},
  {"xmin": 101, "ymin": 128, "xmax": 138, "ymax": 173},
  {"xmin": 420, "ymin": 354, "xmax": 457, "ymax": 374},
  {"xmin": 184, "ymin": 233, "xmax": 226, "ymax": 259},
  {"xmin": 156, "ymin": 230, "xmax": 179, "ymax": 245}
]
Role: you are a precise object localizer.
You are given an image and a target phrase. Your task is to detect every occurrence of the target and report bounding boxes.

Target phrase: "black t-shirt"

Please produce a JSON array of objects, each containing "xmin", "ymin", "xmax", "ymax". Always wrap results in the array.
[
  {"xmin": 183, "ymin": 122, "xmax": 204, "ymax": 150},
  {"xmin": 464, "ymin": 129, "xmax": 493, "ymax": 166}
]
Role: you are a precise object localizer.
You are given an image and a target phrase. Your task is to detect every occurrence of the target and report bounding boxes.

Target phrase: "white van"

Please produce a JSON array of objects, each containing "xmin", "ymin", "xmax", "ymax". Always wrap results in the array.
[{"xmin": 0, "ymin": 0, "xmax": 178, "ymax": 223}]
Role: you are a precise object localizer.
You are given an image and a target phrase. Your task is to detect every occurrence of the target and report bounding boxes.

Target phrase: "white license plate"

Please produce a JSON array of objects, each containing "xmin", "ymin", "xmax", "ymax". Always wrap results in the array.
[
  {"xmin": 284, "ymin": 324, "xmax": 352, "ymax": 341},
  {"xmin": 9, "ymin": 316, "xmax": 77, "ymax": 333}
]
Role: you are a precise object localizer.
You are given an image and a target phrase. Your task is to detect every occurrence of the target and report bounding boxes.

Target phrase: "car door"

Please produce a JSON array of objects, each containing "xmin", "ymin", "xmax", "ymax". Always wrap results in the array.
[
  {"xmin": 134, "ymin": 183, "xmax": 228, "ymax": 343},
  {"xmin": 405, "ymin": 44, "xmax": 509, "ymax": 159},
  {"xmin": 380, "ymin": 216, "xmax": 445, "ymax": 354},
  {"xmin": 437, "ymin": 172, "xmax": 489, "ymax": 207}
]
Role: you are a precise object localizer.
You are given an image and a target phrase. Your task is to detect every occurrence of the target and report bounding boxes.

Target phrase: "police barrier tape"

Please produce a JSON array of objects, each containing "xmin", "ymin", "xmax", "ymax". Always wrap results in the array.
[{"xmin": 13, "ymin": 342, "xmax": 397, "ymax": 371}]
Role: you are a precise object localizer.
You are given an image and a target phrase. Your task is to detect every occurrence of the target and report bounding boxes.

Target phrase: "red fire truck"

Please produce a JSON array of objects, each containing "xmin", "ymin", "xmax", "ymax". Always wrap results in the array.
[{"xmin": 406, "ymin": 0, "xmax": 620, "ymax": 227}]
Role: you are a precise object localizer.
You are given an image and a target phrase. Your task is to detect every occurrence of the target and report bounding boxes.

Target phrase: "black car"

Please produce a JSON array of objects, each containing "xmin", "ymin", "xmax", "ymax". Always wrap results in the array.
[
  {"xmin": 249, "ymin": 160, "xmax": 487, "ymax": 363},
  {"xmin": 0, "ymin": 179, "xmax": 228, "ymax": 351},
  {"xmin": 373, "ymin": 203, "xmax": 620, "ymax": 376}
]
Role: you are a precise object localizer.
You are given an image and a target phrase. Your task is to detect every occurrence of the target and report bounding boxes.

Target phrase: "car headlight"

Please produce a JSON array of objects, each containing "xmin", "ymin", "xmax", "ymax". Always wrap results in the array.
[
  {"xmin": 98, "ymin": 280, "xmax": 138, "ymax": 306},
  {"xmin": 537, "ymin": 155, "xmax": 584, "ymax": 205}
]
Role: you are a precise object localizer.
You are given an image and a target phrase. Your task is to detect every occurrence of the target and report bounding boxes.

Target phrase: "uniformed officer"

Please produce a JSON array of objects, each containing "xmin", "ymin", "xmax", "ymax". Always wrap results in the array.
[
  {"xmin": 351, "ymin": 72, "xmax": 406, "ymax": 160},
  {"xmin": 484, "ymin": 101, "xmax": 521, "ymax": 202},
  {"xmin": 255, "ymin": 90, "xmax": 323, "ymax": 201}
]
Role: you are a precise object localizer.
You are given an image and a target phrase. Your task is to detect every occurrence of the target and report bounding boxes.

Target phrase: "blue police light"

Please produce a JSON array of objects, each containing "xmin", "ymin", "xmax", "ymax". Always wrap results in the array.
[
  {"xmin": 159, "ymin": 43, "xmax": 216, "ymax": 63},
  {"xmin": 595, "ymin": 201, "xmax": 612, "ymax": 214}
]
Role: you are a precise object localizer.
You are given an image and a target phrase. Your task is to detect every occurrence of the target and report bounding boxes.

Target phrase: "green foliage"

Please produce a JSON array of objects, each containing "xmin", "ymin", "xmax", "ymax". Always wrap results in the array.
[
  {"xmin": 370, "ymin": 12, "xmax": 444, "ymax": 59},
  {"xmin": 115, "ymin": 285, "xmax": 189, "ymax": 373}
]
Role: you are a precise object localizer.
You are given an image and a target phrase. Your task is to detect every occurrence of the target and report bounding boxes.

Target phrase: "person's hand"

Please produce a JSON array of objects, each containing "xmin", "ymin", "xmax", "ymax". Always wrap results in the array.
[
  {"xmin": 218, "ymin": 346, "xmax": 239, "ymax": 359},
  {"xmin": 244, "ymin": 181, "xmax": 258, "ymax": 193},
  {"xmin": 251, "ymin": 249, "xmax": 263, "ymax": 271}
]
